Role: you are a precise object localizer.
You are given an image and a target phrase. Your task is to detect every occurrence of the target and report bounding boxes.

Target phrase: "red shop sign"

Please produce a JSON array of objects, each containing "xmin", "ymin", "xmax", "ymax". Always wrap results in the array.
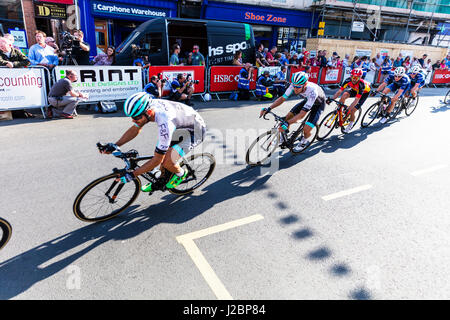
[
  {"xmin": 209, "ymin": 66, "xmax": 257, "ymax": 93},
  {"xmin": 289, "ymin": 66, "xmax": 320, "ymax": 84}
]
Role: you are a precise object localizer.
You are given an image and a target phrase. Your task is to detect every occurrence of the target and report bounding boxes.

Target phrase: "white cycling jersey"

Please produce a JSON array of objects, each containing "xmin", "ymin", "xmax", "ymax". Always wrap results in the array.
[
  {"xmin": 149, "ymin": 99, "xmax": 206, "ymax": 154},
  {"xmin": 282, "ymin": 82, "xmax": 326, "ymax": 111}
]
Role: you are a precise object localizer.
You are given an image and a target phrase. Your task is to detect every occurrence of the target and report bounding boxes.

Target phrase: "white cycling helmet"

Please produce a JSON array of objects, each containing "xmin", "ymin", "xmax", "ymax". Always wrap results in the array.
[
  {"xmin": 291, "ymin": 71, "xmax": 309, "ymax": 86},
  {"xmin": 124, "ymin": 92, "xmax": 152, "ymax": 118},
  {"xmin": 410, "ymin": 65, "xmax": 422, "ymax": 74},
  {"xmin": 393, "ymin": 67, "xmax": 406, "ymax": 77}
]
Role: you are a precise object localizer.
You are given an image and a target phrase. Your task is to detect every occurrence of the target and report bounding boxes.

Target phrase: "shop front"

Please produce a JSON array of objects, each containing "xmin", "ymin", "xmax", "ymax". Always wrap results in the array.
[
  {"xmin": 0, "ymin": 0, "xmax": 27, "ymax": 52},
  {"xmin": 202, "ymin": 1, "xmax": 315, "ymax": 52},
  {"xmin": 77, "ymin": 0, "xmax": 177, "ymax": 57}
]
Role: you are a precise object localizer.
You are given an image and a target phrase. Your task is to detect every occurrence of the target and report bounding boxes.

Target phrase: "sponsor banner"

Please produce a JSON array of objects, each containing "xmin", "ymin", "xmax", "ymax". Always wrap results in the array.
[
  {"xmin": 365, "ymin": 70, "xmax": 377, "ymax": 84},
  {"xmin": 54, "ymin": 65, "xmax": 143, "ymax": 102},
  {"xmin": 0, "ymin": 68, "xmax": 46, "ymax": 110},
  {"xmin": 400, "ymin": 50, "xmax": 413, "ymax": 59},
  {"xmin": 289, "ymin": 66, "xmax": 320, "ymax": 84},
  {"xmin": 431, "ymin": 69, "xmax": 450, "ymax": 84},
  {"xmin": 380, "ymin": 49, "xmax": 389, "ymax": 57},
  {"xmin": 342, "ymin": 67, "xmax": 352, "ymax": 84},
  {"xmin": 209, "ymin": 66, "xmax": 257, "ymax": 93},
  {"xmin": 257, "ymin": 66, "xmax": 281, "ymax": 77},
  {"xmin": 8, "ymin": 29, "xmax": 28, "ymax": 49},
  {"xmin": 34, "ymin": 2, "xmax": 67, "ymax": 19},
  {"xmin": 148, "ymin": 66, "xmax": 205, "ymax": 96},
  {"xmin": 91, "ymin": 0, "xmax": 168, "ymax": 20},
  {"xmin": 356, "ymin": 49, "xmax": 372, "ymax": 58},
  {"xmin": 319, "ymin": 67, "xmax": 342, "ymax": 85}
]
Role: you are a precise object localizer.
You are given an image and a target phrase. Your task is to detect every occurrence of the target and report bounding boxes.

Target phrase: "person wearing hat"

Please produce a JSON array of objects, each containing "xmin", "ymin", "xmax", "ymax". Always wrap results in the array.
[
  {"xmin": 301, "ymin": 51, "xmax": 310, "ymax": 68},
  {"xmin": 273, "ymin": 66, "xmax": 288, "ymax": 98},
  {"xmin": 44, "ymin": 37, "xmax": 59, "ymax": 68},
  {"xmin": 289, "ymin": 52, "xmax": 300, "ymax": 66},
  {"xmin": 255, "ymin": 70, "xmax": 274, "ymax": 101}
]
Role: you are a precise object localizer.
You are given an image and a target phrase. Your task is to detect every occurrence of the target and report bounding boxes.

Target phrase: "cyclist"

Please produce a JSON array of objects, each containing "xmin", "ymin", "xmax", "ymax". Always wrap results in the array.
[
  {"xmin": 260, "ymin": 71, "xmax": 326, "ymax": 152},
  {"xmin": 374, "ymin": 66, "xmax": 410, "ymax": 124},
  {"xmin": 406, "ymin": 65, "xmax": 426, "ymax": 99},
  {"xmin": 100, "ymin": 92, "xmax": 206, "ymax": 192},
  {"xmin": 327, "ymin": 68, "xmax": 371, "ymax": 133}
]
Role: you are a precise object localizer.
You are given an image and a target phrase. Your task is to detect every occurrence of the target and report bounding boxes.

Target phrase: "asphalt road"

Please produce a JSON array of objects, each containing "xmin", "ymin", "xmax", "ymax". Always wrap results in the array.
[{"xmin": 0, "ymin": 87, "xmax": 449, "ymax": 300}]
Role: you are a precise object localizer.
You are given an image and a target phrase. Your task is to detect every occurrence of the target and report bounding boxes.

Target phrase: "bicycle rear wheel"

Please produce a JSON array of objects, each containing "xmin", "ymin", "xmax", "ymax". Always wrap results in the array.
[
  {"xmin": 73, "ymin": 173, "xmax": 141, "ymax": 222},
  {"xmin": 169, "ymin": 153, "xmax": 216, "ymax": 195},
  {"xmin": 405, "ymin": 95, "xmax": 419, "ymax": 116},
  {"xmin": 245, "ymin": 129, "xmax": 280, "ymax": 166},
  {"xmin": 317, "ymin": 111, "xmax": 337, "ymax": 140},
  {"xmin": 290, "ymin": 122, "xmax": 318, "ymax": 155},
  {"xmin": 389, "ymin": 100, "xmax": 403, "ymax": 119},
  {"xmin": 445, "ymin": 90, "xmax": 450, "ymax": 104},
  {"xmin": 0, "ymin": 218, "xmax": 12, "ymax": 250},
  {"xmin": 361, "ymin": 102, "xmax": 381, "ymax": 128}
]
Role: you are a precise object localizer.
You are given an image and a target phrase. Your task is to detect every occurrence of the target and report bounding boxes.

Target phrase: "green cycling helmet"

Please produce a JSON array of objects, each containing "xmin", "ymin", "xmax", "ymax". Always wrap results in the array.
[
  {"xmin": 291, "ymin": 71, "xmax": 308, "ymax": 86},
  {"xmin": 124, "ymin": 92, "xmax": 152, "ymax": 118}
]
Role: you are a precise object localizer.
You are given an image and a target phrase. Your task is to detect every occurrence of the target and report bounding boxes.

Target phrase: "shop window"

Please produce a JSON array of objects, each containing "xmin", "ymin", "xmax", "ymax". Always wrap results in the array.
[{"xmin": 138, "ymin": 33, "xmax": 163, "ymax": 54}]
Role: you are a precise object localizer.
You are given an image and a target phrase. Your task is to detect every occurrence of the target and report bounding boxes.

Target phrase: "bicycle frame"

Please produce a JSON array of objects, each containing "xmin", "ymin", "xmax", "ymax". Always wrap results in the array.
[{"xmin": 263, "ymin": 110, "xmax": 310, "ymax": 148}]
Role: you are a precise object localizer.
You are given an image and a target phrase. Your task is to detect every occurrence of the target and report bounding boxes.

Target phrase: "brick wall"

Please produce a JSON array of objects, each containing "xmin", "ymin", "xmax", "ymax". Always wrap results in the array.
[{"xmin": 22, "ymin": 0, "xmax": 37, "ymax": 48}]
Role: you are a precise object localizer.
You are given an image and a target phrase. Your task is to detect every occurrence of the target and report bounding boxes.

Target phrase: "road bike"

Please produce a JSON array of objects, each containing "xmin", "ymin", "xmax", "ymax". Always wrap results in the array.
[
  {"xmin": 360, "ymin": 91, "xmax": 400, "ymax": 128},
  {"xmin": 316, "ymin": 98, "xmax": 362, "ymax": 140},
  {"xmin": 0, "ymin": 218, "xmax": 12, "ymax": 251},
  {"xmin": 245, "ymin": 110, "xmax": 318, "ymax": 166},
  {"xmin": 73, "ymin": 143, "xmax": 216, "ymax": 222},
  {"xmin": 444, "ymin": 89, "xmax": 450, "ymax": 104},
  {"xmin": 390, "ymin": 92, "xmax": 420, "ymax": 118}
]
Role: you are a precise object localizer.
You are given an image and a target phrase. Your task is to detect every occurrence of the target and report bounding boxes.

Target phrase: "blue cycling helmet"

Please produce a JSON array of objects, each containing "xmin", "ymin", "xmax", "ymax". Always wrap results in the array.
[
  {"xmin": 291, "ymin": 71, "xmax": 308, "ymax": 86},
  {"xmin": 124, "ymin": 92, "xmax": 152, "ymax": 117}
]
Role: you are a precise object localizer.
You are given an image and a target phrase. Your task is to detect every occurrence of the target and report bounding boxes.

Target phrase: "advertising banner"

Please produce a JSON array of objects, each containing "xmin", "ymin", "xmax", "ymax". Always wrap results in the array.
[
  {"xmin": 431, "ymin": 69, "xmax": 450, "ymax": 84},
  {"xmin": 356, "ymin": 49, "xmax": 372, "ymax": 58},
  {"xmin": 320, "ymin": 68, "xmax": 341, "ymax": 84},
  {"xmin": 342, "ymin": 67, "xmax": 352, "ymax": 84},
  {"xmin": 257, "ymin": 66, "xmax": 281, "ymax": 77},
  {"xmin": 0, "ymin": 68, "xmax": 46, "ymax": 110},
  {"xmin": 54, "ymin": 66, "xmax": 143, "ymax": 102},
  {"xmin": 209, "ymin": 66, "xmax": 257, "ymax": 93},
  {"xmin": 148, "ymin": 66, "xmax": 206, "ymax": 96},
  {"xmin": 289, "ymin": 66, "xmax": 320, "ymax": 84}
]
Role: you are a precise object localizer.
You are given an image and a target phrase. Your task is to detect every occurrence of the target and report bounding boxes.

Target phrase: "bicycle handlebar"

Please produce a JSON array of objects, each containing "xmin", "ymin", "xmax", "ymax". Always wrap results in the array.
[
  {"xmin": 327, "ymin": 98, "xmax": 349, "ymax": 108},
  {"xmin": 261, "ymin": 109, "xmax": 289, "ymax": 132}
]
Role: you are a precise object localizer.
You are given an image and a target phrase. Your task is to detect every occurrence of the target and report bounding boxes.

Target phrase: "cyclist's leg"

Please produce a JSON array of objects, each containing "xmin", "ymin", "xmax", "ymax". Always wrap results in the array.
[
  {"xmin": 339, "ymin": 90, "xmax": 350, "ymax": 104},
  {"xmin": 286, "ymin": 99, "xmax": 307, "ymax": 121},
  {"xmin": 303, "ymin": 98, "xmax": 325, "ymax": 139},
  {"xmin": 346, "ymin": 90, "xmax": 359, "ymax": 122}
]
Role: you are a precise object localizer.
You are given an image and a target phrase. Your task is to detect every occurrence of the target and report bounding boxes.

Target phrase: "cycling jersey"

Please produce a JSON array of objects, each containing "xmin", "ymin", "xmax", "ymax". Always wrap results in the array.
[
  {"xmin": 150, "ymin": 99, "xmax": 206, "ymax": 155},
  {"xmin": 283, "ymin": 82, "xmax": 326, "ymax": 111},
  {"xmin": 340, "ymin": 78, "xmax": 371, "ymax": 99},
  {"xmin": 384, "ymin": 73, "xmax": 411, "ymax": 91},
  {"xmin": 407, "ymin": 71, "xmax": 426, "ymax": 88}
]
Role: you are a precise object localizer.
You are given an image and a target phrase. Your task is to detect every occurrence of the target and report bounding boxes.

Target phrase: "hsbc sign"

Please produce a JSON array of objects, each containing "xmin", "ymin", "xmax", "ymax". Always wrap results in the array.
[
  {"xmin": 209, "ymin": 66, "xmax": 257, "ymax": 92},
  {"xmin": 432, "ymin": 70, "xmax": 450, "ymax": 84}
]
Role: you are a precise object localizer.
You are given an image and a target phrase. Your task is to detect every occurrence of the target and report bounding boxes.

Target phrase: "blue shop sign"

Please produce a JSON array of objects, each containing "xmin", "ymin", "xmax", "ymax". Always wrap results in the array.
[
  {"xmin": 91, "ymin": 0, "xmax": 169, "ymax": 20},
  {"xmin": 204, "ymin": 1, "xmax": 314, "ymax": 28}
]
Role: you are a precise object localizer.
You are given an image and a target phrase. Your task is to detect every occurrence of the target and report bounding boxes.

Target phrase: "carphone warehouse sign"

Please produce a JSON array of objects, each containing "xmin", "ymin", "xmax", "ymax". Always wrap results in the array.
[{"xmin": 91, "ymin": 1, "xmax": 168, "ymax": 19}]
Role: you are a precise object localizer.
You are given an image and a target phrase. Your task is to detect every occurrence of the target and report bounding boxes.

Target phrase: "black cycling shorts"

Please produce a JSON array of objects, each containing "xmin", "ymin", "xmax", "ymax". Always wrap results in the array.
[
  {"xmin": 347, "ymin": 90, "xmax": 369, "ymax": 110},
  {"xmin": 289, "ymin": 96, "xmax": 326, "ymax": 127}
]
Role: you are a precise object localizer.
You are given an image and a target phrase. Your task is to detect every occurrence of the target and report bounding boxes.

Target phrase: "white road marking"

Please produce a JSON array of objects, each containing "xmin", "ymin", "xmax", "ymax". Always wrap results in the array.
[
  {"xmin": 322, "ymin": 184, "xmax": 373, "ymax": 201},
  {"xmin": 410, "ymin": 164, "xmax": 448, "ymax": 176},
  {"xmin": 176, "ymin": 214, "xmax": 264, "ymax": 300}
]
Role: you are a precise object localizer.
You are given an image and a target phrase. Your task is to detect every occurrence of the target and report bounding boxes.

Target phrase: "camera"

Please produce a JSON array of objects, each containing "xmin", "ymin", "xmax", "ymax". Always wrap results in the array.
[
  {"xmin": 157, "ymin": 73, "xmax": 167, "ymax": 84},
  {"xmin": 60, "ymin": 31, "xmax": 79, "ymax": 50},
  {"xmin": 186, "ymin": 74, "xmax": 200, "ymax": 85}
]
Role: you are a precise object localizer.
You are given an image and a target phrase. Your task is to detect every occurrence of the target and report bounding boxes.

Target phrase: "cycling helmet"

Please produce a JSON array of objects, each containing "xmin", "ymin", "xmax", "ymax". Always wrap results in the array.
[
  {"xmin": 291, "ymin": 72, "xmax": 308, "ymax": 86},
  {"xmin": 393, "ymin": 67, "xmax": 406, "ymax": 77},
  {"xmin": 124, "ymin": 92, "xmax": 152, "ymax": 118},
  {"xmin": 410, "ymin": 65, "xmax": 422, "ymax": 74},
  {"xmin": 351, "ymin": 68, "xmax": 363, "ymax": 78}
]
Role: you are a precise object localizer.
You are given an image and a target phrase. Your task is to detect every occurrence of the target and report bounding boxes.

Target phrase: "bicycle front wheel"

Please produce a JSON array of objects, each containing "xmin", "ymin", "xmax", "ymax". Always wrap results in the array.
[
  {"xmin": 290, "ymin": 123, "xmax": 318, "ymax": 155},
  {"xmin": 245, "ymin": 129, "xmax": 280, "ymax": 166},
  {"xmin": 340, "ymin": 108, "xmax": 362, "ymax": 134},
  {"xmin": 389, "ymin": 100, "xmax": 403, "ymax": 119},
  {"xmin": 169, "ymin": 153, "xmax": 216, "ymax": 195},
  {"xmin": 0, "ymin": 218, "xmax": 12, "ymax": 250},
  {"xmin": 405, "ymin": 95, "xmax": 419, "ymax": 116},
  {"xmin": 361, "ymin": 102, "xmax": 380, "ymax": 128},
  {"xmin": 317, "ymin": 111, "xmax": 337, "ymax": 140},
  {"xmin": 73, "ymin": 173, "xmax": 141, "ymax": 222}
]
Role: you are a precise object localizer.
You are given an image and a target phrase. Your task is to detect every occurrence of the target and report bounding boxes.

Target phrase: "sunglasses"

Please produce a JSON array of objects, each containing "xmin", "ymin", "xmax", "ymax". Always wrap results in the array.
[{"xmin": 293, "ymin": 84, "xmax": 305, "ymax": 88}]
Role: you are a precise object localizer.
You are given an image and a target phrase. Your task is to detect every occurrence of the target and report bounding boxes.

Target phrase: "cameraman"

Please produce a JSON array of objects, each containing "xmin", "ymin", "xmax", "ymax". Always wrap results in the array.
[
  {"xmin": 69, "ymin": 29, "xmax": 90, "ymax": 65},
  {"xmin": 169, "ymin": 73, "xmax": 194, "ymax": 106},
  {"xmin": 144, "ymin": 75, "xmax": 163, "ymax": 98}
]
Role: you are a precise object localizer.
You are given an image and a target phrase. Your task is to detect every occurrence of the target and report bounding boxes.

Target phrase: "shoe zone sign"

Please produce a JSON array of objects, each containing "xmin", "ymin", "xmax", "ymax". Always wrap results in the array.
[{"xmin": 91, "ymin": 1, "xmax": 168, "ymax": 20}]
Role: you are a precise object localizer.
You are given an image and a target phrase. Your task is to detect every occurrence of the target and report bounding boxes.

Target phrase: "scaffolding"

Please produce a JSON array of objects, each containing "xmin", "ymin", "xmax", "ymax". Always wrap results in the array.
[{"xmin": 310, "ymin": 0, "xmax": 450, "ymax": 47}]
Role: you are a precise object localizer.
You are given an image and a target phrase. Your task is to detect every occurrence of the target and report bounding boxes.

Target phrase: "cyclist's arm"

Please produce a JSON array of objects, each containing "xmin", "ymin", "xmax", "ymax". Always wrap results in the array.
[
  {"xmin": 133, "ymin": 153, "xmax": 164, "ymax": 177},
  {"xmin": 349, "ymin": 97, "xmax": 360, "ymax": 109},
  {"xmin": 115, "ymin": 125, "xmax": 141, "ymax": 147},
  {"xmin": 268, "ymin": 96, "xmax": 286, "ymax": 110},
  {"xmin": 393, "ymin": 88, "xmax": 404, "ymax": 100},
  {"xmin": 287, "ymin": 109, "xmax": 307, "ymax": 125},
  {"xmin": 377, "ymin": 82, "xmax": 387, "ymax": 92},
  {"xmin": 332, "ymin": 88, "xmax": 344, "ymax": 100}
]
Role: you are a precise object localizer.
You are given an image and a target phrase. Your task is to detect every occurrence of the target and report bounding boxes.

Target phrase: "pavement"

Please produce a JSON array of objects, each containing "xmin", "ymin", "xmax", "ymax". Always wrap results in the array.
[{"xmin": 0, "ymin": 87, "xmax": 449, "ymax": 300}]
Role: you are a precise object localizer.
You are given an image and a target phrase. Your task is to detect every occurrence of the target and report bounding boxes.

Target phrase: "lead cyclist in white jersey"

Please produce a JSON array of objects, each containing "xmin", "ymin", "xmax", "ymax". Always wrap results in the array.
[
  {"xmin": 101, "ymin": 92, "xmax": 206, "ymax": 192},
  {"xmin": 260, "ymin": 71, "xmax": 326, "ymax": 152}
]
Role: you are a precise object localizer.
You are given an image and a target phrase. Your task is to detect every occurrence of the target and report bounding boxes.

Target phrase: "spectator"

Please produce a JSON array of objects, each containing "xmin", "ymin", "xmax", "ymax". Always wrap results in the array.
[
  {"xmin": 301, "ymin": 51, "xmax": 310, "ymax": 67},
  {"xmin": 69, "ymin": 29, "xmax": 90, "ymax": 65},
  {"xmin": 327, "ymin": 51, "xmax": 338, "ymax": 67},
  {"xmin": 310, "ymin": 53, "xmax": 320, "ymax": 67},
  {"xmin": 336, "ymin": 56, "xmax": 343, "ymax": 68},
  {"xmin": 423, "ymin": 58, "xmax": 432, "ymax": 72},
  {"xmin": 342, "ymin": 54, "xmax": 350, "ymax": 68},
  {"xmin": 418, "ymin": 54, "xmax": 427, "ymax": 68},
  {"xmin": 144, "ymin": 75, "xmax": 162, "ymax": 98},
  {"xmin": 237, "ymin": 63, "xmax": 253, "ymax": 100},
  {"xmin": 402, "ymin": 56, "xmax": 411, "ymax": 70},
  {"xmin": 440, "ymin": 59, "xmax": 447, "ymax": 70},
  {"xmin": 45, "ymin": 37, "xmax": 61, "ymax": 66},
  {"xmin": 289, "ymin": 52, "xmax": 300, "ymax": 66},
  {"xmin": 169, "ymin": 44, "xmax": 183, "ymax": 66},
  {"xmin": 187, "ymin": 44, "xmax": 205, "ymax": 66},
  {"xmin": 232, "ymin": 50, "xmax": 243, "ymax": 66},
  {"xmin": 28, "ymin": 30, "xmax": 57, "ymax": 69},
  {"xmin": 4, "ymin": 33, "xmax": 20, "ymax": 50},
  {"xmin": 255, "ymin": 43, "xmax": 268, "ymax": 67},
  {"xmin": 272, "ymin": 65, "xmax": 288, "ymax": 98},
  {"xmin": 361, "ymin": 56, "xmax": 370, "ymax": 78},
  {"xmin": 351, "ymin": 56, "xmax": 362, "ymax": 69},
  {"xmin": 266, "ymin": 46, "xmax": 278, "ymax": 66},
  {"xmin": 369, "ymin": 57, "xmax": 377, "ymax": 72},
  {"xmin": 93, "ymin": 46, "xmax": 116, "ymax": 65},
  {"xmin": 0, "ymin": 36, "xmax": 30, "ymax": 68},
  {"xmin": 255, "ymin": 70, "xmax": 274, "ymax": 101},
  {"xmin": 393, "ymin": 56, "xmax": 403, "ymax": 68},
  {"xmin": 278, "ymin": 52, "xmax": 289, "ymax": 67},
  {"xmin": 47, "ymin": 70, "xmax": 87, "ymax": 119},
  {"xmin": 319, "ymin": 50, "xmax": 328, "ymax": 67},
  {"xmin": 168, "ymin": 73, "xmax": 194, "ymax": 106},
  {"xmin": 263, "ymin": 47, "xmax": 269, "ymax": 58},
  {"xmin": 432, "ymin": 60, "xmax": 441, "ymax": 70},
  {"xmin": 411, "ymin": 57, "xmax": 421, "ymax": 69},
  {"xmin": 380, "ymin": 56, "xmax": 392, "ymax": 83},
  {"xmin": 375, "ymin": 53, "xmax": 384, "ymax": 68},
  {"xmin": 443, "ymin": 54, "xmax": 450, "ymax": 69}
]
